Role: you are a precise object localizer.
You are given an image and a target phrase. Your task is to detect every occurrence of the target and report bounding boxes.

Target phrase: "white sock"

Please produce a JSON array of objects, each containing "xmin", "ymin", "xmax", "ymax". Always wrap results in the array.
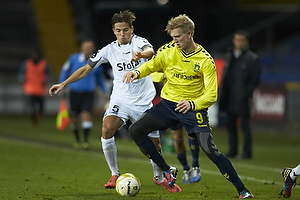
[
  {"xmin": 291, "ymin": 164, "xmax": 300, "ymax": 181},
  {"xmin": 101, "ymin": 137, "xmax": 119, "ymax": 176},
  {"xmin": 150, "ymin": 159, "xmax": 164, "ymax": 183},
  {"xmin": 82, "ymin": 121, "xmax": 93, "ymax": 129}
]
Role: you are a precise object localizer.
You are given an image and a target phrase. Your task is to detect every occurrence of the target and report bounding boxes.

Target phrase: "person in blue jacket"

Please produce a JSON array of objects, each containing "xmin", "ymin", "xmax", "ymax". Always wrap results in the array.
[{"xmin": 59, "ymin": 40, "xmax": 108, "ymax": 149}]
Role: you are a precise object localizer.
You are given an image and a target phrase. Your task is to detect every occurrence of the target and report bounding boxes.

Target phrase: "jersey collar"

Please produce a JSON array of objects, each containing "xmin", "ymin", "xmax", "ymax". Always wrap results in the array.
[{"xmin": 180, "ymin": 44, "xmax": 202, "ymax": 58}]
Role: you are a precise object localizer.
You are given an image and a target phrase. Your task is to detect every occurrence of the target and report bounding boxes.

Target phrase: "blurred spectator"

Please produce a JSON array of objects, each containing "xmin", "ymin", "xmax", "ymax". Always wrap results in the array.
[
  {"xmin": 59, "ymin": 40, "xmax": 108, "ymax": 149},
  {"xmin": 18, "ymin": 48, "xmax": 51, "ymax": 128},
  {"xmin": 219, "ymin": 30, "xmax": 260, "ymax": 159}
]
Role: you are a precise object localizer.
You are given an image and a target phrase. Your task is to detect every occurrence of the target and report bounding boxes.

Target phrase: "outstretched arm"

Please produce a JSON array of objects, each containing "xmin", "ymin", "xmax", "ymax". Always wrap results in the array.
[{"xmin": 49, "ymin": 64, "xmax": 93, "ymax": 96}]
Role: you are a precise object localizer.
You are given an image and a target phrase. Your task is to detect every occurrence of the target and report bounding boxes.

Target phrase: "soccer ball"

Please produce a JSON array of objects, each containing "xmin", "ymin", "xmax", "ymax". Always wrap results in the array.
[{"xmin": 116, "ymin": 173, "xmax": 141, "ymax": 197}]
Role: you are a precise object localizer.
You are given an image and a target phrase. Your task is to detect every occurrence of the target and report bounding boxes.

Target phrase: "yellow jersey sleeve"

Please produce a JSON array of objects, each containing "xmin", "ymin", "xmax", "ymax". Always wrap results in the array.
[
  {"xmin": 189, "ymin": 58, "xmax": 218, "ymax": 111},
  {"xmin": 135, "ymin": 41, "xmax": 218, "ymax": 111},
  {"xmin": 150, "ymin": 72, "xmax": 165, "ymax": 83},
  {"xmin": 134, "ymin": 46, "xmax": 165, "ymax": 78}
]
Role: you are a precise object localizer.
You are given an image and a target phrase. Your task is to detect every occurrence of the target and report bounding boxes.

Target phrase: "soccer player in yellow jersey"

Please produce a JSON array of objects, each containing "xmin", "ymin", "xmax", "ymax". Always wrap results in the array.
[{"xmin": 123, "ymin": 14, "xmax": 254, "ymax": 199}]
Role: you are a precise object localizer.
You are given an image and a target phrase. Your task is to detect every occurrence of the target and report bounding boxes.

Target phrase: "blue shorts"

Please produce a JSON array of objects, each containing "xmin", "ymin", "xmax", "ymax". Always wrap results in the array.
[
  {"xmin": 146, "ymin": 99, "xmax": 212, "ymax": 136},
  {"xmin": 170, "ymin": 123, "xmax": 183, "ymax": 131}
]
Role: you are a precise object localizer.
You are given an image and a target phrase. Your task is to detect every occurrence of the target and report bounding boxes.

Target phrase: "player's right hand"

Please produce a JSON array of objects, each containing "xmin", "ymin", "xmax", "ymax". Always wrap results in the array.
[
  {"xmin": 175, "ymin": 99, "xmax": 191, "ymax": 114},
  {"xmin": 49, "ymin": 84, "xmax": 64, "ymax": 96},
  {"xmin": 122, "ymin": 71, "xmax": 138, "ymax": 83}
]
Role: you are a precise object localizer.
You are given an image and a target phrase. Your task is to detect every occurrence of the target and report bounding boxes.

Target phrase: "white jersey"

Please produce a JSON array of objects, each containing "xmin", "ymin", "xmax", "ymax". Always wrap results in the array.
[{"xmin": 88, "ymin": 34, "xmax": 156, "ymax": 105}]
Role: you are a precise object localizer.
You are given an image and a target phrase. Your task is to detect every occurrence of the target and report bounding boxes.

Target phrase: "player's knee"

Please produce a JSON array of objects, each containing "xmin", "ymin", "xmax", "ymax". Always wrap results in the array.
[
  {"xmin": 172, "ymin": 129, "xmax": 184, "ymax": 141},
  {"xmin": 129, "ymin": 118, "xmax": 155, "ymax": 143},
  {"xmin": 203, "ymin": 148, "xmax": 221, "ymax": 162},
  {"xmin": 130, "ymin": 113, "xmax": 166, "ymax": 144},
  {"xmin": 128, "ymin": 122, "xmax": 143, "ymax": 143},
  {"xmin": 81, "ymin": 111, "xmax": 92, "ymax": 121},
  {"xmin": 196, "ymin": 132, "xmax": 221, "ymax": 162},
  {"xmin": 173, "ymin": 136, "xmax": 185, "ymax": 152},
  {"xmin": 101, "ymin": 124, "xmax": 115, "ymax": 139}
]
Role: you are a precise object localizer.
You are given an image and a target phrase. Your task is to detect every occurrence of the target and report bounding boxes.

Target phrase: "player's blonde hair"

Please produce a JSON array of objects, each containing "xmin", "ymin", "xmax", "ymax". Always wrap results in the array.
[
  {"xmin": 165, "ymin": 14, "xmax": 195, "ymax": 35},
  {"xmin": 111, "ymin": 10, "xmax": 136, "ymax": 28}
]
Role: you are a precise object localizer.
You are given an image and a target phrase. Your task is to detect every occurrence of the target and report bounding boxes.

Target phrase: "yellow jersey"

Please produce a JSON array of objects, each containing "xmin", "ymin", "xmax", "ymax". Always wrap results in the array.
[
  {"xmin": 135, "ymin": 41, "xmax": 218, "ymax": 111},
  {"xmin": 150, "ymin": 71, "xmax": 165, "ymax": 83}
]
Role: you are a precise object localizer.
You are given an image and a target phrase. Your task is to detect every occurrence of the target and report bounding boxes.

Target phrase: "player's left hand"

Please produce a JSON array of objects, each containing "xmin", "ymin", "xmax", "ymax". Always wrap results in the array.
[
  {"xmin": 175, "ymin": 99, "xmax": 190, "ymax": 114},
  {"xmin": 131, "ymin": 51, "xmax": 142, "ymax": 62}
]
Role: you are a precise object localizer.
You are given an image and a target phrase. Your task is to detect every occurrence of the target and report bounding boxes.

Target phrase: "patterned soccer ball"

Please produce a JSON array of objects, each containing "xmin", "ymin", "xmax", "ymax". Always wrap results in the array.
[{"xmin": 116, "ymin": 173, "xmax": 141, "ymax": 197}]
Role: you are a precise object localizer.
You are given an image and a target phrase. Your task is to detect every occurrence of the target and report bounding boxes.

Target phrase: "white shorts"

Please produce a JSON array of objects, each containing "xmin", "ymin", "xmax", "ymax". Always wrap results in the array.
[{"xmin": 103, "ymin": 99, "xmax": 160, "ymax": 138}]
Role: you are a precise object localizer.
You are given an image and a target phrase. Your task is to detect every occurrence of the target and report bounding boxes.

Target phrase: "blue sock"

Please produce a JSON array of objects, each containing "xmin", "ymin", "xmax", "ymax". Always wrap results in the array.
[
  {"xmin": 189, "ymin": 137, "xmax": 200, "ymax": 167},
  {"xmin": 214, "ymin": 154, "xmax": 245, "ymax": 193},
  {"xmin": 137, "ymin": 137, "xmax": 170, "ymax": 171},
  {"xmin": 177, "ymin": 151, "xmax": 190, "ymax": 171}
]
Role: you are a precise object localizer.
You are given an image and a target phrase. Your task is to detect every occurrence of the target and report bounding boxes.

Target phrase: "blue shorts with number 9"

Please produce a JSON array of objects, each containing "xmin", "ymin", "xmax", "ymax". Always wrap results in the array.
[{"xmin": 146, "ymin": 99, "xmax": 212, "ymax": 136}]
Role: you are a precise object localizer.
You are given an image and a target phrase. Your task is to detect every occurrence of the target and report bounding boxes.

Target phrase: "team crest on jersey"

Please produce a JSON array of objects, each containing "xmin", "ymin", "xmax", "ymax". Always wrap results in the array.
[{"xmin": 194, "ymin": 64, "xmax": 200, "ymax": 72}]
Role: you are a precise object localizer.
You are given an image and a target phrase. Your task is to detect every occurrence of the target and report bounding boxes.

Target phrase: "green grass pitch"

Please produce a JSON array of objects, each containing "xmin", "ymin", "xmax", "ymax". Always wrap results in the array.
[{"xmin": 0, "ymin": 115, "xmax": 299, "ymax": 199}]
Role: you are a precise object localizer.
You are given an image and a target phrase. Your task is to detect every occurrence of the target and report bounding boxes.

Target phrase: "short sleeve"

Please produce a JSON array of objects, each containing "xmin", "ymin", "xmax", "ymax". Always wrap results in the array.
[
  {"xmin": 137, "ymin": 37, "xmax": 153, "ymax": 51},
  {"xmin": 88, "ymin": 46, "xmax": 109, "ymax": 68}
]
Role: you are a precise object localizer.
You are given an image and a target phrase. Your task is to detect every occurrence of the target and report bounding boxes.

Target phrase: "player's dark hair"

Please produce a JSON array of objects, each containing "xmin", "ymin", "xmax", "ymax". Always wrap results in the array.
[
  {"xmin": 111, "ymin": 10, "xmax": 136, "ymax": 28},
  {"xmin": 234, "ymin": 30, "xmax": 249, "ymax": 40}
]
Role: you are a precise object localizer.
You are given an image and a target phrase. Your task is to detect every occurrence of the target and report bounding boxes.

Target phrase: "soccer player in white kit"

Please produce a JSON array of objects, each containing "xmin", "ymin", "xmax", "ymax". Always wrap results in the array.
[{"xmin": 49, "ymin": 10, "xmax": 181, "ymax": 193}]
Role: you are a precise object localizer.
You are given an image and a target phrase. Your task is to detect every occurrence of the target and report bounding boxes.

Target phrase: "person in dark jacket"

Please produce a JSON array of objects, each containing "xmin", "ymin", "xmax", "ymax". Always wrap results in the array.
[{"xmin": 219, "ymin": 30, "xmax": 260, "ymax": 159}]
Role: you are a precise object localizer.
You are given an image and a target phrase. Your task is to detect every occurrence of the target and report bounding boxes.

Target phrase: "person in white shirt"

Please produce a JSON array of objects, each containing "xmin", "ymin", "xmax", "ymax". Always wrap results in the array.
[{"xmin": 49, "ymin": 10, "xmax": 181, "ymax": 193}]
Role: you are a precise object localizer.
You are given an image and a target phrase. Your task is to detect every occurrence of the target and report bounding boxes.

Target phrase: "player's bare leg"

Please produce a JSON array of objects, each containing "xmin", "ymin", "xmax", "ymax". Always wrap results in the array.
[{"xmin": 102, "ymin": 115, "xmax": 123, "ymax": 189}]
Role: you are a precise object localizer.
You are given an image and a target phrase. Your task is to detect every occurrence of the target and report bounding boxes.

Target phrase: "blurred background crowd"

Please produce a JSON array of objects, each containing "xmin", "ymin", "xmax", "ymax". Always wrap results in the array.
[{"xmin": 1, "ymin": 0, "xmax": 300, "ymax": 132}]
